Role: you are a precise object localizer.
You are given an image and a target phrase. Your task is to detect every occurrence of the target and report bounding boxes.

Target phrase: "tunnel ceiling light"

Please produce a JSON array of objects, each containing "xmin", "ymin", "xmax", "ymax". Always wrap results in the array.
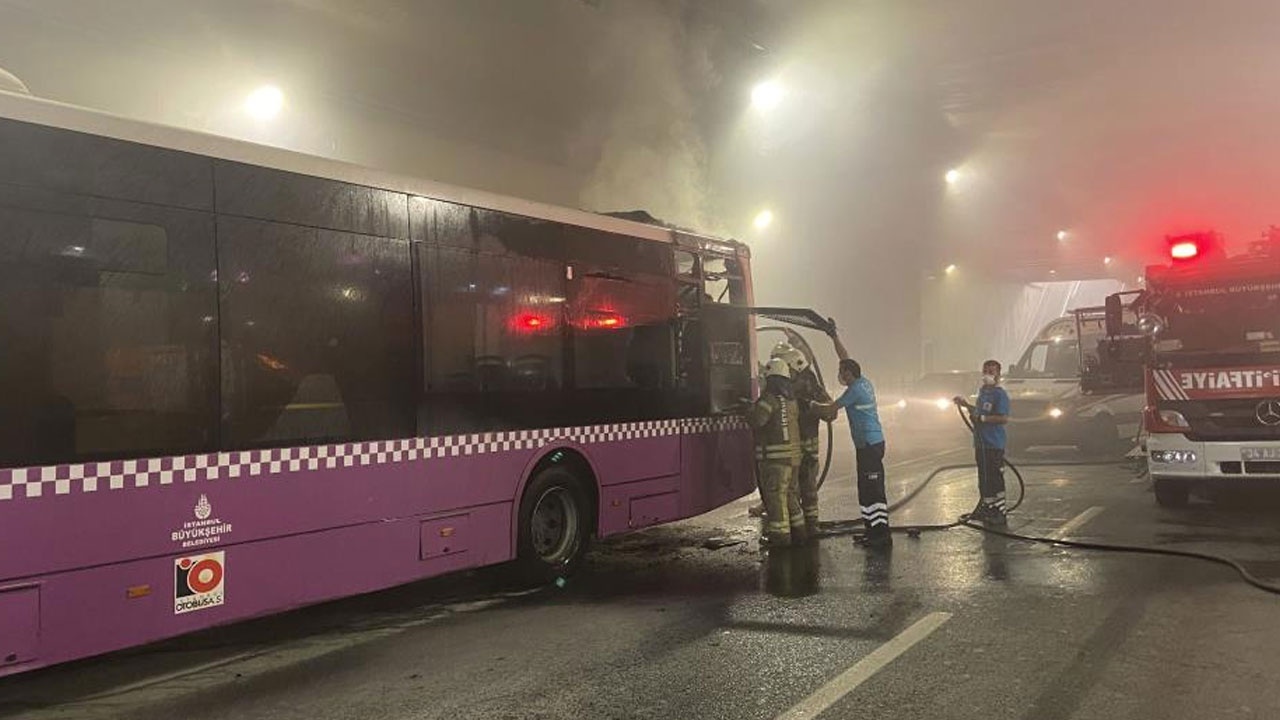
[
  {"xmin": 944, "ymin": 168, "xmax": 962, "ymax": 185},
  {"xmin": 751, "ymin": 80, "xmax": 783, "ymax": 111},
  {"xmin": 1057, "ymin": 230, "xmax": 1069, "ymax": 241},
  {"xmin": 1104, "ymin": 256, "xmax": 1113, "ymax": 265},
  {"xmin": 944, "ymin": 263, "xmax": 957, "ymax": 275},
  {"xmin": 753, "ymin": 209, "xmax": 774, "ymax": 231},
  {"xmin": 244, "ymin": 85, "xmax": 284, "ymax": 120}
]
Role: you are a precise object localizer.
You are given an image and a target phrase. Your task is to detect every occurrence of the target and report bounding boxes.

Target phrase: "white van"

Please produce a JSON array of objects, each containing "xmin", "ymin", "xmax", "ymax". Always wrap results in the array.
[{"xmin": 1002, "ymin": 313, "xmax": 1143, "ymax": 454}]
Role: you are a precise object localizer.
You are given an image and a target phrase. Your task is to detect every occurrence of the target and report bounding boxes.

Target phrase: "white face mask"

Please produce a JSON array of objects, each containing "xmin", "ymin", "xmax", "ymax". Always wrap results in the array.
[{"xmin": 982, "ymin": 373, "xmax": 998, "ymax": 386}]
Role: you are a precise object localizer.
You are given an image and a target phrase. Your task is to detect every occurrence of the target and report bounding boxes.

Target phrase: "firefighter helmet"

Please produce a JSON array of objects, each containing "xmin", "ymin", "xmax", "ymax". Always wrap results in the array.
[
  {"xmin": 775, "ymin": 344, "xmax": 809, "ymax": 374},
  {"xmin": 763, "ymin": 357, "xmax": 791, "ymax": 379}
]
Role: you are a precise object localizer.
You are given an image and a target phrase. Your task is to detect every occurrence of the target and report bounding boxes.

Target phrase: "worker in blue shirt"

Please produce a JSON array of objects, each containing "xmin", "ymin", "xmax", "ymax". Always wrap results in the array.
[
  {"xmin": 955, "ymin": 359, "xmax": 1011, "ymax": 526},
  {"xmin": 815, "ymin": 328, "xmax": 891, "ymax": 547}
]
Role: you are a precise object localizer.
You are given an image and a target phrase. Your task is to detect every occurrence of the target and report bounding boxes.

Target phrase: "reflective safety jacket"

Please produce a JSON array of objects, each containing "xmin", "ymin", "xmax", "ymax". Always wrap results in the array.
[
  {"xmin": 746, "ymin": 392, "xmax": 802, "ymax": 464},
  {"xmin": 792, "ymin": 368, "xmax": 832, "ymax": 446}
]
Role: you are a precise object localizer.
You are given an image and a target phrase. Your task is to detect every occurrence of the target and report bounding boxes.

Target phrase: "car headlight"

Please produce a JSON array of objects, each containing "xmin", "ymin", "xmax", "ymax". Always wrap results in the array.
[
  {"xmin": 934, "ymin": 398, "xmax": 950, "ymax": 411},
  {"xmin": 896, "ymin": 399, "xmax": 907, "ymax": 409},
  {"xmin": 1151, "ymin": 450, "xmax": 1198, "ymax": 464},
  {"xmin": 1048, "ymin": 407, "xmax": 1064, "ymax": 419}
]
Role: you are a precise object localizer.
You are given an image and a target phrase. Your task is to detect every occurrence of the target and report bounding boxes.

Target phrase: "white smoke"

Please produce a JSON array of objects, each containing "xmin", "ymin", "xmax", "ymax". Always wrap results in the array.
[{"xmin": 570, "ymin": 1, "xmax": 718, "ymax": 233}]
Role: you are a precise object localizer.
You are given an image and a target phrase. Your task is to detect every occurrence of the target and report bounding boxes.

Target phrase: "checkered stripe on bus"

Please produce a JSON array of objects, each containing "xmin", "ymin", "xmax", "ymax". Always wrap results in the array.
[{"xmin": 0, "ymin": 416, "xmax": 748, "ymax": 501}]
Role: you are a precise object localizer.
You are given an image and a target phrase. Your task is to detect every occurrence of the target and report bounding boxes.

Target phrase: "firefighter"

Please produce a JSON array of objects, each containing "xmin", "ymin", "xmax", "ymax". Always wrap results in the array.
[
  {"xmin": 746, "ymin": 358, "xmax": 805, "ymax": 546},
  {"xmin": 772, "ymin": 341, "xmax": 830, "ymax": 538}
]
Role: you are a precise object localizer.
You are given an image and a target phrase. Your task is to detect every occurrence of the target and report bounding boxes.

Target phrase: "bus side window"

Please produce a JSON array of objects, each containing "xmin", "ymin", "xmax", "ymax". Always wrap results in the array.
[
  {"xmin": 0, "ymin": 192, "xmax": 218, "ymax": 467},
  {"xmin": 417, "ymin": 204, "xmax": 567, "ymax": 433},
  {"xmin": 701, "ymin": 255, "xmax": 745, "ymax": 305},
  {"xmin": 217, "ymin": 216, "xmax": 415, "ymax": 448},
  {"xmin": 674, "ymin": 250, "xmax": 703, "ymax": 310},
  {"xmin": 565, "ymin": 268, "xmax": 678, "ymax": 423}
]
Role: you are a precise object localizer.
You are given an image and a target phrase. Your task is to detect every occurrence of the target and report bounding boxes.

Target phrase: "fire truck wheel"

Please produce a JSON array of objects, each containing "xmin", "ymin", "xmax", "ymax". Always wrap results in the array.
[{"xmin": 1154, "ymin": 478, "xmax": 1190, "ymax": 507}]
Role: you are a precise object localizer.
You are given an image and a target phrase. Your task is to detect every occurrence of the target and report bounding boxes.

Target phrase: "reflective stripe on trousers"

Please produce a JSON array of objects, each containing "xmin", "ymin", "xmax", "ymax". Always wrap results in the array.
[{"xmin": 860, "ymin": 501, "xmax": 889, "ymax": 527}]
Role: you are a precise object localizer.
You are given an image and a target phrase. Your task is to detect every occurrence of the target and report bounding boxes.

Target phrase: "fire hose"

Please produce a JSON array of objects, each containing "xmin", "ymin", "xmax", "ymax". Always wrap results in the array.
[{"xmin": 811, "ymin": 405, "xmax": 1280, "ymax": 596}]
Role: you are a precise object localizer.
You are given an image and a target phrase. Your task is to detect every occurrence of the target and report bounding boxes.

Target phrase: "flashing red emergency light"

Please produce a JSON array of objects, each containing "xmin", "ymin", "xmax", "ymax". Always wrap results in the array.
[
  {"xmin": 1169, "ymin": 240, "xmax": 1200, "ymax": 260},
  {"xmin": 1165, "ymin": 232, "xmax": 1215, "ymax": 262}
]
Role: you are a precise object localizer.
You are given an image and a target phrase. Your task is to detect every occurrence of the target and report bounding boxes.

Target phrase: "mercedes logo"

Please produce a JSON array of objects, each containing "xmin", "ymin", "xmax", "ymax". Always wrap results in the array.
[{"xmin": 1255, "ymin": 400, "xmax": 1280, "ymax": 426}]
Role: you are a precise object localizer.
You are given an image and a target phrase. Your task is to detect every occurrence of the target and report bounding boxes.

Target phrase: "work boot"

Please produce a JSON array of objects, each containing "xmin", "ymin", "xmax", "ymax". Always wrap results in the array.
[
  {"xmin": 863, "ymin": 527, "xmax": 893, "ymax": 549},
  {"xmin": 964, "ymin": 504, "xmax": 991, "ymax": 524},
  {"xmin": 983, "ymin": 507, "xmax": 1008, "ymax": 528}
]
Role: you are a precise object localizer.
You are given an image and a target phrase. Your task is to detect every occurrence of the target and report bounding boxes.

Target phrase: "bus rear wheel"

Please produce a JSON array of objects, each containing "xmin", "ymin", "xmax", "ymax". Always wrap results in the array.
[{"xmin": 516, "ymin": 466, "xmax": 592, "ymax": 584}]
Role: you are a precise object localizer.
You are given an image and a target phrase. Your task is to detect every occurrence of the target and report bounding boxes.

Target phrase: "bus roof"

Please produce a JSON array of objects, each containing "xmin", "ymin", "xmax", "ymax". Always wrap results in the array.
[{"xmin": 0, "ymin": 90, "xmax": 747, "ymax": 253}]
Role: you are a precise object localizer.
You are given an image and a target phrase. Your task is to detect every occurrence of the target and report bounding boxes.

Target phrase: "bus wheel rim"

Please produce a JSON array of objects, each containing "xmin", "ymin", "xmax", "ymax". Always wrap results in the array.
[{"xmin": 531, "ymin": 486, "xmax": 579, "ymax": 563}]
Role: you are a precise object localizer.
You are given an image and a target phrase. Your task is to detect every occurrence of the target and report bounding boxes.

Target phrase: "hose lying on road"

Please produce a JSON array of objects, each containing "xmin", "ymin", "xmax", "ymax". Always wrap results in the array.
[
  {"xmin": 963, "ymin": 521, "xmax": 1280, "ymax": 595},
  {"xmin": 812, "ymin": 406, "xmax": 1280, "ymax": 596}
]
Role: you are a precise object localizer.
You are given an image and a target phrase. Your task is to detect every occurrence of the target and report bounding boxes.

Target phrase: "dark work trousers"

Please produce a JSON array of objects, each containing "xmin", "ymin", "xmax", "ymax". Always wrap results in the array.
[
  {"xmin": 975, "ymin": 446, "xmax": 1007, "ymax": 512},
  {"xmin": 855, "ymin": 441, "xmax": 889, "ymax": 534}
]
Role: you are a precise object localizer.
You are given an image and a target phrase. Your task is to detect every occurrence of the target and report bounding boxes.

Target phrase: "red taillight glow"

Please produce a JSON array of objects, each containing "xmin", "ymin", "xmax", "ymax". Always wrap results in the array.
[
  {"xmin": 577, "ymin": 311, "xmax": 626, "ymax": 330},
  {"xmin": 1170, "ymin": 241, "xmax": 1199, "ymax": 260},
  {"xmin": 512, "ymin": 313, "xmax": 553, "ymax": 332}
]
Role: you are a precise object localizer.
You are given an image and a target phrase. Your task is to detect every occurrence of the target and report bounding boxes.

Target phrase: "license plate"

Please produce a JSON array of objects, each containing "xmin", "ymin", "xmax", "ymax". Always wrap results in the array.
[{"xmin": 1241, "ymin": 447, "xmax": 1280, "ymax": 461}]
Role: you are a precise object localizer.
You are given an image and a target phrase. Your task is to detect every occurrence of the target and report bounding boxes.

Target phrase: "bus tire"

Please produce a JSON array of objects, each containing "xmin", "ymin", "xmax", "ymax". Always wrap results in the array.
[
  {"xmin": 516, "ymin": 466, "xmax": 592, "ymax": 584},
  {"xmin": 1154, "ymin": 478, "xmax": 1190, "ymax": 507}
]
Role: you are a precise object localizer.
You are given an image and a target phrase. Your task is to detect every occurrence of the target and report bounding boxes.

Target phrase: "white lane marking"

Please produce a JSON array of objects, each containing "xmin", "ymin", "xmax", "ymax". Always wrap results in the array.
[
  {"xmin": 1048, "ymin": 505, "xmax": 1104, "ymax": 540},
  {"xmin": 774, "ymin": 612, "xmax": 952, "ymax": 720},
  {"xmin": 1129, "ymin": 475, "xmax": 1148, "ymax": 484}
]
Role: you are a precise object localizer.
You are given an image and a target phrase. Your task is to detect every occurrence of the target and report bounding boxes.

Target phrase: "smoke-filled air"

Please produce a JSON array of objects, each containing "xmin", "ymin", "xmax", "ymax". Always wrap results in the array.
[{"xmin": 6, "ymin": 0, "xmax": 1280, "ymax": 387}]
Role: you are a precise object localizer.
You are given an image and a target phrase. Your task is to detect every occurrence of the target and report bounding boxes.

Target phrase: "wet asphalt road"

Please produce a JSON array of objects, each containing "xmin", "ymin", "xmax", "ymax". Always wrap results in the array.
[{"xmin": 4, "ymin": 420, "xmax": 1280, "ymax": 720}]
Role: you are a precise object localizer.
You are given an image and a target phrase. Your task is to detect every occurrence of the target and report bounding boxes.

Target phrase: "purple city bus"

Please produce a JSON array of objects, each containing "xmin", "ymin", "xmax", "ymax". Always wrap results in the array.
[{"xmin": 0, "ymin": 90, "xmax": 758, "ymax": 676}]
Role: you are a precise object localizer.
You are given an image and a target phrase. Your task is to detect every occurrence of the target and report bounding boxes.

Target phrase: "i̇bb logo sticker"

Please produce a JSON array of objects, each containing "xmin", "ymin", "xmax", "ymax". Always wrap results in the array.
[{"xmin": 174, "ymin": 551, "xmax": 225, "ymax": 615}]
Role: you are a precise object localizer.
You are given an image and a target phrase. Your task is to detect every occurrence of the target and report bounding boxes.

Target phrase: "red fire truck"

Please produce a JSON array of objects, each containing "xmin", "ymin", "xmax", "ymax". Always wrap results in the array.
[{"xmin": 1089, "ymin": 229, "xmax": 1280, "ymax": 506}]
